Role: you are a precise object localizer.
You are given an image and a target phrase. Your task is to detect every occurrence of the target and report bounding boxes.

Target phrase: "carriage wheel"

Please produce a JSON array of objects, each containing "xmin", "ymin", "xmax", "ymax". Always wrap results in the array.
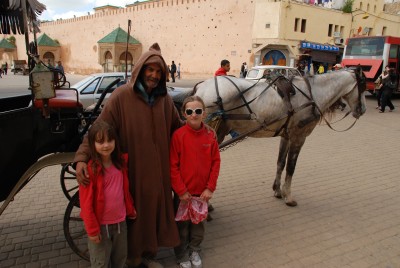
[
  {"xmin": 60, "ymin": 163, "xmax": 79, "ymax": 201},
  {"xmin": 54, "ymin": 70, "xmax": 67, "ymax": 88},
  {"xmin": 63, "ymin": 191, "xmax": 89, "ymax": 261}
]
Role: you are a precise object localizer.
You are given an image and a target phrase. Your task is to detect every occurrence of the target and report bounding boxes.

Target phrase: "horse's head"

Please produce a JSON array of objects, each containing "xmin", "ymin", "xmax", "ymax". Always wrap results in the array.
[{"xmin": 342, "ymin": 66, "xmax": 367, "ymax": 119}]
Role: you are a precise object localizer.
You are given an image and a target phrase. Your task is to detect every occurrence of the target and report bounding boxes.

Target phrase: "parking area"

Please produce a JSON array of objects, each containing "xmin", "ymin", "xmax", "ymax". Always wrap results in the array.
[{"xmin": 0, "ymin": 84, "xmax": 399, "ymax": 267}]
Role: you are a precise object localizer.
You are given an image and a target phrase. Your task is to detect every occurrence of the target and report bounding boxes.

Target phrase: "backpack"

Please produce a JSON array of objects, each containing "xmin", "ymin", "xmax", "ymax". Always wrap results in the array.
[{"xmin": 386, "ymin": 80, "xmax": 397, "ymax": 90}]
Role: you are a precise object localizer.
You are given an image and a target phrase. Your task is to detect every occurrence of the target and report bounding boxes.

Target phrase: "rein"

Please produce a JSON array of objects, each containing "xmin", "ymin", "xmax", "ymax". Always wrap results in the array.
[
  {"xmin": 207, "ymin": 68, "xmax": 365, "ymax": 141},
  {"xmin": 293, "ymin": 70, "xmax": 365, "ymax": 132}
]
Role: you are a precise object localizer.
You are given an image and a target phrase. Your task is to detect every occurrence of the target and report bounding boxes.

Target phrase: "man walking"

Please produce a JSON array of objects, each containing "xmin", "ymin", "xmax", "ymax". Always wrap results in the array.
[{"xmin": 171, "ymin": 61, "xmax": 177, "ymax": 82}]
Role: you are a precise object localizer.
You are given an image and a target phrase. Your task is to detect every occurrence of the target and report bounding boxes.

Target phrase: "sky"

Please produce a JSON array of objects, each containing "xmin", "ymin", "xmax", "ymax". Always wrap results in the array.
[{"xmin": 38, "ymin": 0, "xmax": 141, "ymax": 21}]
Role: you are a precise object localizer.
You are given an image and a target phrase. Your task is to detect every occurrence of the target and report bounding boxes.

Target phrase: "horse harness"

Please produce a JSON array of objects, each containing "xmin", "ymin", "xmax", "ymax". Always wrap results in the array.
[{"xmin": 208, "ymin": 75, "xmax": 317, "ymax": 138}]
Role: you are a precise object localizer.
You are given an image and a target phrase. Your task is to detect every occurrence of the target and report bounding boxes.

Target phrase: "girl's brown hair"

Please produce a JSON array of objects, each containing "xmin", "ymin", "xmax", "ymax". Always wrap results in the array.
[
  {"xmin": 181, "ymin": 95, "xmax": 206, "ymax": 114},
  {"xmin": 88, "ymin": 120, "xmax": 123, "ymax": 173}
]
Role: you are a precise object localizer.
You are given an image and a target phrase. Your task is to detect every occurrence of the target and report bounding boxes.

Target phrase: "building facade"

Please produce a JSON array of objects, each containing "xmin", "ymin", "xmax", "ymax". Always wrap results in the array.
[{"xmin": 4, "ymin": 0, "xmax": 400, "ymax": 77}]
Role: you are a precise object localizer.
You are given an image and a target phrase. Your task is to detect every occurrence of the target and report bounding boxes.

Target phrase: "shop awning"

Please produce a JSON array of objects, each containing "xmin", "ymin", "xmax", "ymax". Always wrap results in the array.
[{"xmin": 300, "ymin": 41, "xmax": 339, "ymax": 52}]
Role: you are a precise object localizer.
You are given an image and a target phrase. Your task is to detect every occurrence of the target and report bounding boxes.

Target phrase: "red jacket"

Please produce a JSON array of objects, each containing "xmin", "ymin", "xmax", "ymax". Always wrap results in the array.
[
  {"xmin": 79, "ymin": 154, "xmax": 136, "ymax": 237},
  {"xmin": 170, "ymin": 124, "xmax": 221, "ymax": 196},
  {"xmin": 214, "ymin": 67, "xmax": 227, "ymax": 76}
]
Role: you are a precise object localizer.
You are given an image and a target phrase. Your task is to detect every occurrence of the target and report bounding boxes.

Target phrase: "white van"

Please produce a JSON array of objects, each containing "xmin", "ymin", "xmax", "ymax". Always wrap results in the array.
[{"xmin": 245, "ymin": 65, "xmax": 302, "ymax": 82}]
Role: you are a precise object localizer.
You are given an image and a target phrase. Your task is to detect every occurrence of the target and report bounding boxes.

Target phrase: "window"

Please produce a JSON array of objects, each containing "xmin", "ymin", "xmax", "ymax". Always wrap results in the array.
[
  {"xmin": 98, "ymin": 76, "xmax": 123, "ymax": 94},
  {"xmin": 301, "ymin": 19, "xmax": 306, "ymax": 33},
  {"xmin": 382, "ymin": 26, "xmax": 387, "ymax": 36},
  {"xmin": 328, "ymin": 24, "xmax": 333, "ymax": 37},
  {"xmin": 265, "ymin": 23, "xmax": 270, "ymax": 28},
  {"xmin": 81, "ymin": 78, "xmax": 100, "ymax": 94},
  {"xmin": 294, "ymin": 18, "xmax": 300, "ymax": 32},
  {"xmin": 389, "ymin": 45, "xmax": 398, "ymax": 59}
]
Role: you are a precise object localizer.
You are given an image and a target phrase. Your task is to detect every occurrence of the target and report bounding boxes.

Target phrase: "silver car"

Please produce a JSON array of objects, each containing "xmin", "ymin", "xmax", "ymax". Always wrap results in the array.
[{"xmin": 73, "ymin": 72, "xmax": 130, "ymax": 108}]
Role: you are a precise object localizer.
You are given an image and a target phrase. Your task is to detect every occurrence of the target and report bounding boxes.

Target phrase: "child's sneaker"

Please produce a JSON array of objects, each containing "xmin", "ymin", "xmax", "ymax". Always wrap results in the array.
[
  {"xmin": 190, "ymin": 252, "xmax": 202, "ymax": 268},
  {"xmin": 179, "ymin": 261, "xmax": 192, "ymax": 268}
]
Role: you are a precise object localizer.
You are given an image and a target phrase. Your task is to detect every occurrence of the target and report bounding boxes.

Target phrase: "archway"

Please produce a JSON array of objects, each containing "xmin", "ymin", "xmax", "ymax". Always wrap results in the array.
[
  {"xmin": 43, "ymin": 52, "xmax": 55, "ymax": 66},
  {"xmin": 119, "ymin": 52, "xmax": 133, "ymax": 72},
  {"xmin": 263, "ymin": 50, "xmax": 287, "ymax": 66},
  {"xmin": 104, "ymin": 51, "xmax": 113, "ymax": 72}
]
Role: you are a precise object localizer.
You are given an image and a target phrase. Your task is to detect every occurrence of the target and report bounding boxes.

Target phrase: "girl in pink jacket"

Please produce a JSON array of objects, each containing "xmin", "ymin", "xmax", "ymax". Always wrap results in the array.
[{"xmin": 79, "ymin": 120, "xmax": 136, "ymax": 267}]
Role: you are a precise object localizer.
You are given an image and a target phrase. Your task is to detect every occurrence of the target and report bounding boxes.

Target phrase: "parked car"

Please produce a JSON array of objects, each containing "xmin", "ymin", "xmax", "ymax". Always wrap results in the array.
[
  {"xmin": 11, "ymin": 60, "xmax": 29, "ymax": 75},
  {"xmin": 72, "ymin": 72, "xmax": 131, "ymax": 108},
  {"xmin": 245, "ymin": 65, "xmax": 302, "ymax": 82},
  {"xmin": 74, "ymin": 72, "xmax": 191, "ymax": 109}
]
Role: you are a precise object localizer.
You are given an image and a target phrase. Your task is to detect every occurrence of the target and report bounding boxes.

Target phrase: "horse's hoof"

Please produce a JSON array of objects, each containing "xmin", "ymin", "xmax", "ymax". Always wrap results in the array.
[
  {"xmin": 274, "ymin": 192, "xmax": 282, "ymax": 199},
  {"xmin": 285, "ymin": 200, "xmax": 298, "ymax": 207}
]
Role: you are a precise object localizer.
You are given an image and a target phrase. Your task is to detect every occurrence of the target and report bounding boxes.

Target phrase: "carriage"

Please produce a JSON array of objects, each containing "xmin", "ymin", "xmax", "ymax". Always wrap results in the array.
[{"xmin": 0, "ymin": 0, "xmax": 120, "ymax": 260}]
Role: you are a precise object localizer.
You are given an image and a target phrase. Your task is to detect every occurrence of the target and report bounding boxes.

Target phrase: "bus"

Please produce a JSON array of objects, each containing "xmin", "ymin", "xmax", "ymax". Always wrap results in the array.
[{"xmin": 341, "ymin": 36, "xmax": 400, "ymax": 94}]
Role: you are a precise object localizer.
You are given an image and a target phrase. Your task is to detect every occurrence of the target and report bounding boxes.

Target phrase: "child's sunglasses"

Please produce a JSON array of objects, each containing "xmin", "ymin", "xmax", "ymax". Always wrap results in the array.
[{"xmin": 185, "ymin": 108, "xmax": 203, "ymax": 115}]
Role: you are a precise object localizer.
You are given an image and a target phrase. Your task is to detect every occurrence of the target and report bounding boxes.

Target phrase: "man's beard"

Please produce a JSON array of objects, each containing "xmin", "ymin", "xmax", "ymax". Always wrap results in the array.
[{"xmin": 144, "ymin": 77, "xmax": 160, "ymax": 90}]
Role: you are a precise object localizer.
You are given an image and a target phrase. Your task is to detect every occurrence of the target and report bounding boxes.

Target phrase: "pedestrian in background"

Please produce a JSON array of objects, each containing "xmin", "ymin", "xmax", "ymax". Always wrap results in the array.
[
  {"xmin": 171, "ymin": 61, "xmax": 177, "ymax": 83},
  {"xmin": 379, "ymin": 67, "xmax": 396, "ymax": 113},
  {"xmin": 214, "ymin": 59, "xmax": 230, "ymax": 76},
  {"xmin": 177, "ymin": 63, "xmax": 181, "ymax": 79},
  {"xmin": 4, "ymin": 62, "xmax": 8, "ymax": 75},
  {"xmin": 240, "ymin": 62, "xmax": 245, "ymax": 78}
]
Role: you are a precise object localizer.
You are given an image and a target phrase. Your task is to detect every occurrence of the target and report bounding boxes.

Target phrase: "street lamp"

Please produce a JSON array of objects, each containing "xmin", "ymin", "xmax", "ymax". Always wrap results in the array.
[{"xmin": 349, "ymin": 10, "xmax": 369, "ymax": 37}]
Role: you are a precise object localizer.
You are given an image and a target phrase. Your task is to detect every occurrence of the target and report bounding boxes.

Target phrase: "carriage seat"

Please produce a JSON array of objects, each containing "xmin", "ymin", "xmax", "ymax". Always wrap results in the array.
[{"xmin": 34, "ymin": 89, "xmax": 82, "ymax": 109}]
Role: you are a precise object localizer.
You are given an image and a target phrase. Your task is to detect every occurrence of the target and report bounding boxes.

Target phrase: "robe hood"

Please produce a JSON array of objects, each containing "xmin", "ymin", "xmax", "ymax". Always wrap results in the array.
[{"xmin": 128, "ymin": 43, "xmax": 168, "ymax": 89}]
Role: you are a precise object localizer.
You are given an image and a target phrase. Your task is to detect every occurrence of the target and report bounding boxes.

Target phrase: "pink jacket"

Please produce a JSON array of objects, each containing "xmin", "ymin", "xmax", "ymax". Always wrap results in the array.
[{"xmin": 79, "ymin": 154, "xmax": 136, "ymax": 237}]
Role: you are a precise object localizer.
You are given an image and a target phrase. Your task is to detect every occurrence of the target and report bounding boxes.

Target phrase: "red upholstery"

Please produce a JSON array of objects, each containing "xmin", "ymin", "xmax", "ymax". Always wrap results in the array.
[{"xmin": 34, "ymin": 89, "xmax": 82, "ymax": 109}]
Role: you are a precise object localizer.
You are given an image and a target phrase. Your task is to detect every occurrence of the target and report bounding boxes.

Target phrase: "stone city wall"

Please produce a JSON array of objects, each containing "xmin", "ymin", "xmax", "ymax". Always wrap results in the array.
[{"xmin": 14, "ymin": 0, "xmax": 256, "ymax": 77}]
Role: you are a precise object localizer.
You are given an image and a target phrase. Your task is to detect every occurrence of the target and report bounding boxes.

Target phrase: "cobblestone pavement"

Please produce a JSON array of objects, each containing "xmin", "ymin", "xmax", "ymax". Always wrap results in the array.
[{"xmin": 1, "ymin": 96, "xmax": 399, "ymax": 268}]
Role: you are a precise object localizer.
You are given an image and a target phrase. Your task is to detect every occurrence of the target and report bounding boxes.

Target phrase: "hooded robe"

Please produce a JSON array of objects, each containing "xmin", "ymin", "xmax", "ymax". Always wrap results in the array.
[{"xmin": 74, "ymin": 43, "xmax": 181, "ymax": 257}]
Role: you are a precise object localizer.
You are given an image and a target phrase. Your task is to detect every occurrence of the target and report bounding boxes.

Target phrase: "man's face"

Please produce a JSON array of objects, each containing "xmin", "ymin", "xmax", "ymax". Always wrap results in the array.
[
  {"xmin": 223, "ymin": 63, "xmax": 230, "ymax": 72},
  {"xmin": 142, "ymin": 63, "xmax": 162, "ymax": 91}
]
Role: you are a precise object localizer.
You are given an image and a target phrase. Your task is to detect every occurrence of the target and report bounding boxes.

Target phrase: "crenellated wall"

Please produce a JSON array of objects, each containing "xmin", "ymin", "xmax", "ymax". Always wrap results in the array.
[
  {"xmin": 9, "ymin": 0, "xmax": 400, "ymax": 77},
  {"xmin": 14, "ymin": 0, "xmax": 256, "ymax": 77}
]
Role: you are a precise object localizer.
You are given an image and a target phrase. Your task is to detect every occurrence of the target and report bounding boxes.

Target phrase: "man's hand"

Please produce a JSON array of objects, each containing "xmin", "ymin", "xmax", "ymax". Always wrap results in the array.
[
  {"xmin": 76, "ymin": 162, "xmax": 90, "ymax": 186},
  {"xmin": 200, "ymin": 189, "xmax": 213, "ymax": 202}
]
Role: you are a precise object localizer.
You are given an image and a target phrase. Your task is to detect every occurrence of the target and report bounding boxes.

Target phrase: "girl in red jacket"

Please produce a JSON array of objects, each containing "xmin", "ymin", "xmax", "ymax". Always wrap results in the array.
[
  {"xmin": 79, "ymin": 120, "xmax": 136, "ymax": 268},
  {"xmin": 170, "ymin": 96, "xmax": 221, "ymax": 268}
]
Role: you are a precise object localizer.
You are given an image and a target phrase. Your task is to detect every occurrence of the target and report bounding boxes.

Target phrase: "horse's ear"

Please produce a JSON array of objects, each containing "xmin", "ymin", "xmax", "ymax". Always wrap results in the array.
[{"xmin": 356, "ymin": 64, "xmax": 362, "ymax": 75}]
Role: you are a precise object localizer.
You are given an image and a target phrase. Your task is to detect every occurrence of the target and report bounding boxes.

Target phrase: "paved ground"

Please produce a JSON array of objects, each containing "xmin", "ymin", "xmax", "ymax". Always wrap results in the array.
[{"xmin": 1, "ymin": 77, "xmax": 400, "ymax": 267}]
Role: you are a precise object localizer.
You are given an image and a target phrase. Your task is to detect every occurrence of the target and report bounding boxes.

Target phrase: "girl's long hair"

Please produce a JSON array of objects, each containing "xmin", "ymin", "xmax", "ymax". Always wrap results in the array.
[{"xmin": 88, "ymin": 120, "xmax": 123, "ymax": 174}]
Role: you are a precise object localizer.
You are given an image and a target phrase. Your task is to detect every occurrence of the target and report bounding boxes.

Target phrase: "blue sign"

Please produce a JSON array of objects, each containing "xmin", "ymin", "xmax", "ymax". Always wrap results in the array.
[{"xmin": 300, "ymin": 41, "xmax": 339, "ymax": 52}]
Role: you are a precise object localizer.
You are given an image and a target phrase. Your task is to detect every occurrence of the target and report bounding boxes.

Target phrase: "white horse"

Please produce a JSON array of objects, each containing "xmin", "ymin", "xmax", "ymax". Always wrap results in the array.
[{"xmin": 187, "ymin": 67, "xmax": 366, "ymax": 206}]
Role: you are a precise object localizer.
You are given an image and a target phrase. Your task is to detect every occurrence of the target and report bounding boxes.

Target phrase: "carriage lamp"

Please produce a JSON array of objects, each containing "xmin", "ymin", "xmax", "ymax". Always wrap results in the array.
[
  {"xmin": 31, "ymin": 63, "xmax": 55, "ymax": 99},
  {"xmin": 30, "ymin": 63, "xmax": 55, "ymax": 117}
]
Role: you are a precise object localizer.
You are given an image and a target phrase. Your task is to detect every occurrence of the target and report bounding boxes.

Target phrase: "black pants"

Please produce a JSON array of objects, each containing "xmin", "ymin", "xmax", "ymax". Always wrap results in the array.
[
  {"xmin": 376, "ymin": 89, "xmax": 382, "ymax": 107},
  {"xmin": 380, "ymin": 88, "xmax": 394, "ymax": 112},
  {"xmin": 171, "ymin": 72, "xmax": 176, "ymax": 82}
]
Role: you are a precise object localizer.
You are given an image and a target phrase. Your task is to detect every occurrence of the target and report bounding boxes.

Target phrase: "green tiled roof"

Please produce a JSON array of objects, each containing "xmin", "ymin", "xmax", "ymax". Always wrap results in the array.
[
  {"xmin": 94, "ymin": 5, "xmax": 121, "ymax": 10},
  {"xmin": 98, "ymin": 27, "xmax": 140, "ymax": 44},
  {"xmin": 37, "ymin": 33, "xmax": 60, "ymax": 47},
  {"xmin": 0, "ymin": 39, "xmax": 16, "ymax": 49}
]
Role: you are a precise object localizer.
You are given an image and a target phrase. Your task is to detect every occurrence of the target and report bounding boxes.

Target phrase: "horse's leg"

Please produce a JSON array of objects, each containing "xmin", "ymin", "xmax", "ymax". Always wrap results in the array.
[
  {"xmin": 281, "ymin": 138, "xmax": 306, "ymax": 207},
  {"xmin": 272, "ymin": 137, "xmax": 289, "ymax": 199}
]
